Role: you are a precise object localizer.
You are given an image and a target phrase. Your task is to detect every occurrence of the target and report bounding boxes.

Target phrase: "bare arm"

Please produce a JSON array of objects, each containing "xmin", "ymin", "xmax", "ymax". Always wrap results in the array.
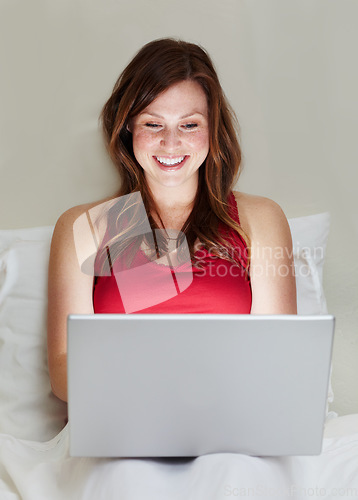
[
  {"xmin": 249, "ymin": 198, "xmax": 297, "ymax": 314},
  {"xmin": 47, "ymin": 206, "xmax": 95, "ymax": 402},
  {"xmin": 235, "ymin": 193, "xmax": 297, "ymax": 314}
]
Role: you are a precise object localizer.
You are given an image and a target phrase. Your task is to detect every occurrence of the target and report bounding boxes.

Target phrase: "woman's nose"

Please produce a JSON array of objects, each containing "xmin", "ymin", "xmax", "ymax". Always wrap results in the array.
[{"xmin": 160, "ymin": 129, "xmax": 182, "ymax": 150}]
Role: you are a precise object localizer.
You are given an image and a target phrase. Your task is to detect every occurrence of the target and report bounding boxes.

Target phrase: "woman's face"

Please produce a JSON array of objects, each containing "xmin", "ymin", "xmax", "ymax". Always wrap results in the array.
[{"xmin": 129, "ymin": 80, "xmax": 210, "ymax": 192}]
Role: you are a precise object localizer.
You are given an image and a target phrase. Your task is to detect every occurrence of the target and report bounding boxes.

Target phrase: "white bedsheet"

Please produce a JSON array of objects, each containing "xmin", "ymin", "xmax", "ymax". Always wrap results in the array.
[{"xmin": 1, "ymin": 415, "xmax": 357, "ymax": 500}]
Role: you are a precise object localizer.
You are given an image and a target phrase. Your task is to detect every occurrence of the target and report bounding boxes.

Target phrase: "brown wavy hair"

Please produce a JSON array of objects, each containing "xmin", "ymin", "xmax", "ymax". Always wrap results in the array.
[{"xmin": 98, "ymin": 37, "xmax": 250, "ymax": 278}]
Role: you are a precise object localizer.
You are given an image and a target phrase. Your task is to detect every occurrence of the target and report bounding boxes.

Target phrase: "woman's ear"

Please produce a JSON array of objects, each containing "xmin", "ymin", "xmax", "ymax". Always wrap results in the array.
[{"xmin": 126, "ymin": 120, "xmax": 132, "ymax": 133}]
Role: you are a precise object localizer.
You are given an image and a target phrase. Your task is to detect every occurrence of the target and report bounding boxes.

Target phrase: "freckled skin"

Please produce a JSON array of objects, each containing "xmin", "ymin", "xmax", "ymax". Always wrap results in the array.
[{"xmin": 129, "ymin": 80, "xmax": 210, "ymax": 197}]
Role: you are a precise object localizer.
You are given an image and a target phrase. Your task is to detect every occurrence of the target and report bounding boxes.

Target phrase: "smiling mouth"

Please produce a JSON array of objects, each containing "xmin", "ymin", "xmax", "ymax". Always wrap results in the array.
[{"xmin": 154, "ymin": 155, "xmax": 188, "ymax": 167}]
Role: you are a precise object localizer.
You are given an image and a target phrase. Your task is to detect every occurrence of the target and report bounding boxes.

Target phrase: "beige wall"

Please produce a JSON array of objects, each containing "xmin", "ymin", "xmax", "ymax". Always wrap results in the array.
[{"xmin": 0, "ymin": 0, "xmax": 357, "ymax": 415}]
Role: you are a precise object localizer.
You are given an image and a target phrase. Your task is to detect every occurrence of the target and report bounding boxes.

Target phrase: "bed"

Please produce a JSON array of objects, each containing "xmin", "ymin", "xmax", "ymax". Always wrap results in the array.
[{"xmin": 0, "ymin": 212, "xmax": 357, "ymax": 500}]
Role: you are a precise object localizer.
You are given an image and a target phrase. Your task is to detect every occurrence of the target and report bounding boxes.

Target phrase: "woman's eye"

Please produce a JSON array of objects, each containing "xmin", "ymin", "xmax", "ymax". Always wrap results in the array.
[{"xmin": 144, "ymin": 122, "xmax": 198, "ymax": 130}]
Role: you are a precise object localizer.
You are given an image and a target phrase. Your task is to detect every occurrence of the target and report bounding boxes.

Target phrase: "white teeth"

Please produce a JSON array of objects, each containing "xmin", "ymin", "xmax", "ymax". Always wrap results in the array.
[{"xmin": 155, "ymin": 156, "xmax": 185, "ymax": 166}]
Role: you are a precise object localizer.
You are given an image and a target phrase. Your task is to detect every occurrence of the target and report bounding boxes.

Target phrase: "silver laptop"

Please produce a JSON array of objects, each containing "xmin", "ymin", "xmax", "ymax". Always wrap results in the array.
[{"xmin": 67, "ymin": 314, "xmax": 335, "ymax": 457}]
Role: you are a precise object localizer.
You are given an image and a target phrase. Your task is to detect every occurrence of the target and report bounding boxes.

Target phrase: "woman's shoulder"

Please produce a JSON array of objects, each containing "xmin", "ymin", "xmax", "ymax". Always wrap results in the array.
[
  {"xmin": 52, "ymin": 195, "xmax": 116, "ymax": 244},
  {"xmin": 232, "ymin": 191, "xmax": 291, "ymax": 245},
  {"xmin": 57, "ymin": 195, "xmax": 116, "ymax": 221}
]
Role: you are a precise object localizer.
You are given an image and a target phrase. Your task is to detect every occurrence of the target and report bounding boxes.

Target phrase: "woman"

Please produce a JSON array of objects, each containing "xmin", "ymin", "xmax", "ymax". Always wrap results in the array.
[{"xmin": 47, "ymin": 38, "xmax": 297, "ymax": 403}]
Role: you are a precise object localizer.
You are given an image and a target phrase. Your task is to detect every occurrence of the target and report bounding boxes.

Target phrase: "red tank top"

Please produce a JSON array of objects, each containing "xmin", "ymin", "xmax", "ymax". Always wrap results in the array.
[{"xmin": 92, "ymin": 192, "xmax": 252, "ymax": 314}]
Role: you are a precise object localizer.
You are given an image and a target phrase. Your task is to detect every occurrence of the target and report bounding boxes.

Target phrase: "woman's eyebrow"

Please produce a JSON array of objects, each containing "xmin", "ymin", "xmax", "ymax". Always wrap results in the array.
[{"xmin": 140, "ymin": 111, "xmax": 206, "ymax": 119}]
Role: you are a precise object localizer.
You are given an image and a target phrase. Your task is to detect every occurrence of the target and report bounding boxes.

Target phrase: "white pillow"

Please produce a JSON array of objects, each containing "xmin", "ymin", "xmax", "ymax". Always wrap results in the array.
[
  {"xmin": 288, "ymin": 212, "xmax": 330, "ymax": 315},
  {"xmin": 0, "ymin": 214, "xmax": 334, "ymax": 441},
  {"xmin": 0, "ymin": 226, "xmax": 68, "ymax": 441}
]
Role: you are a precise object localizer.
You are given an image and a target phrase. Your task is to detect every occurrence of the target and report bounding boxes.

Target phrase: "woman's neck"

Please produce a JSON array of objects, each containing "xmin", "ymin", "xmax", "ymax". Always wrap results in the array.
[{"xmin": 147, "ymin": 179, "xmax": 198, "ymax": 215}]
